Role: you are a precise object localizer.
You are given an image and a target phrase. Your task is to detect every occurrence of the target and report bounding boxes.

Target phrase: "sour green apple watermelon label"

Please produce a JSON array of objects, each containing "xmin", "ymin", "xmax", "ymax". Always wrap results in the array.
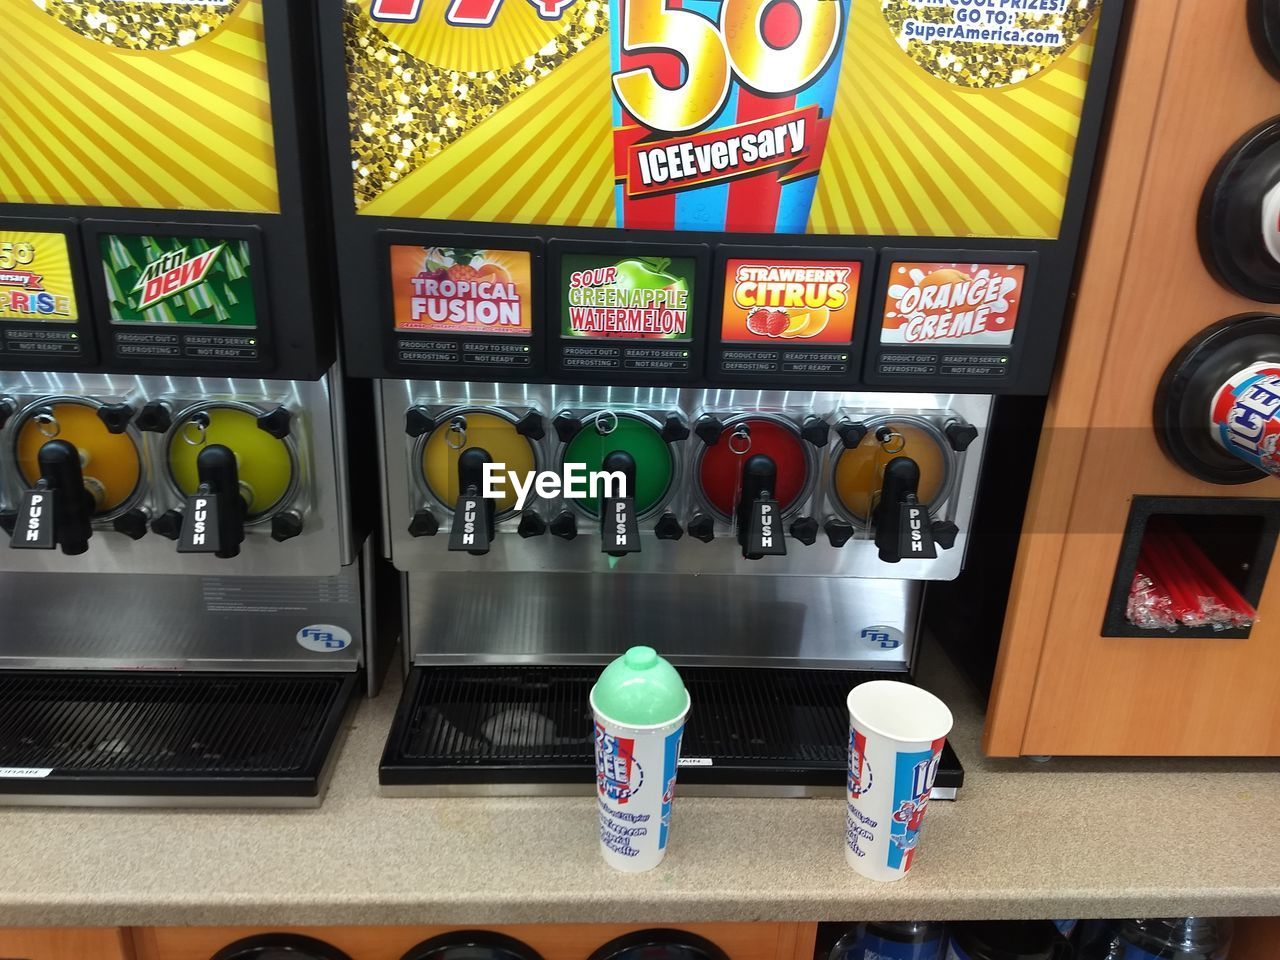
[{"xmin": 560, "ymin": 253, "xmax": 695, "ymax": 341}]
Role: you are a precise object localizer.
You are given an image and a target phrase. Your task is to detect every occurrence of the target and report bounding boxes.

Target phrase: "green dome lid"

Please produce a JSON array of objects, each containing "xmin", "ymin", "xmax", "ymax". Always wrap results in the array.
[{"xmin": 591, "ymin": 646, "xmax": 689, "ymax": 726}]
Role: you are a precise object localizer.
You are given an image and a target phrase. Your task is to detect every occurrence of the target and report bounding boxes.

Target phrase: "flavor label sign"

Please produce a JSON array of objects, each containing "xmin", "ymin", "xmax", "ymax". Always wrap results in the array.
[
  {"xmin": 721, "ymin": 258, "xmax": 859, "ymax": 345},
  {"xmin": 101, "ymin": 234, "xmax": 257, "ymax": 328},
  {"xmin": 0, "ymin": 231, "xmax": 77, "ymax": 323},
  {"xmin": 611, "ymin": 0, "xmax": 852, "ymax": 232},
  {"xmin": 391, "ymin": 245, "xmax": 534, "ymax": 336},
  {"xmin": 880, "ymin": 262, "xmax": 1025, "ymax": 346},
  {"xmin": 560, "ymin": 254, "xmax": 695, "ymax": 341}
]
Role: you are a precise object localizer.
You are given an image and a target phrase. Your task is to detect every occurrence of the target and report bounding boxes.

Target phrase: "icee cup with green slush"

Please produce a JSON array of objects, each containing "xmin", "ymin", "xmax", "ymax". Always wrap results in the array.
[{"xmin": 591, "ymin": 646, "xmax": 690, "ymax": 872}]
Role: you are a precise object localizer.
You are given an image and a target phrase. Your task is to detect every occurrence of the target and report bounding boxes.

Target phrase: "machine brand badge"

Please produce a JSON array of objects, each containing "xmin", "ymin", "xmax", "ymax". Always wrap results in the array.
[
  {"xmin": 595, "ymin": 722, "xmax": 643, "ymax": 803},
  {"xmin": 881, "ymin": 262, "xmax": 1025, "ymax": 346},
  {"xmin": 860, "ymin": 625, "xmax": 904, "ymax": 650},
  {"xmin": 721, "ymin": 257, "xmax": 860, "ymax": 345},
  {"xmin": 296, "ymin": 624, "xmax": 353, "ymax": 653},
  {"xmin": 0, "ymin": 231, "xmax": 78, "ymax": 323}
]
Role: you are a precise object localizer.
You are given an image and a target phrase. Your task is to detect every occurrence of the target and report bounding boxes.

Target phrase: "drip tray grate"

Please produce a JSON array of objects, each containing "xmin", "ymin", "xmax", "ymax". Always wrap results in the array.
[
  {"xmin": 381, "ymin": 665, "xmax": 962, "ymax": 794},
  {"xmin": 0, "ymin": 671, "xmax": 356, "ymax": 802}
]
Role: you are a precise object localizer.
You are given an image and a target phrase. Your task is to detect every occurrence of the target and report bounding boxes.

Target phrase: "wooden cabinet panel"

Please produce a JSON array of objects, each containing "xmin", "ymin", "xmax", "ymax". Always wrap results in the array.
[
  {"xmin": 0, "ymin": 928, "xmax": 133, "ymax": 960},
  {"xmin": 1230, "ymin": 917, "xmax": 1280, "ymax": 960},
  {"xmin": 986, "ymin": 0, "xmax": 1280, "ymax": 756},
  {"xmin": 133, "ymin": 923, "xmax": 809, "ymax": 960}
]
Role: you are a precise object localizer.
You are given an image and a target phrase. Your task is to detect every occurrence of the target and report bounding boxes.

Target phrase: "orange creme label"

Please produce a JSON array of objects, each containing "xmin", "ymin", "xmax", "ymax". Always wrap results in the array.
[
  {"xmin": 880, "ymin": 262, "xmax": 1025, "ymax": 346},
  {"xmin": 391, "ymin": 245, "xmax": 534, "ymax": 336},
  {"xmin": 720, "ymin": 258, "xmax": 860, "ymax": 345}
]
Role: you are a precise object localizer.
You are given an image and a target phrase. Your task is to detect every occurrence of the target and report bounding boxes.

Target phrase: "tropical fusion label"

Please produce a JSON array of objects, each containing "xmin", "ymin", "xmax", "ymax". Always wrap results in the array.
[
  {"xmin": 720, "ymin": 257, "xmax": 859, "ymax": 345},
  {"xmin": 880, "ymin": 262, "xmax": 1025, "ymax": 346},
  {"xmin": 559, "ymin": 253, "xmax": 695, "ymax": 341},
  {"xmin": 100, "ymin": 234, "xmax": 257, "ymax": 328},
  {"xmin": 0, "ymin": 232, "xmax": 77, "ymax": 323},
  {"xmin": 391, "ymin": 245, "xmax": 534, "ymax": 336},
  {"xmin": 343, "ymin": 0, "xmax": 1103, "ymax": 240}
]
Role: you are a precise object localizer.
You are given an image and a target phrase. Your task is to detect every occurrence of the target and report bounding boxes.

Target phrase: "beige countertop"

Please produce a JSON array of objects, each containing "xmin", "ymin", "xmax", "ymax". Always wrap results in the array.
[{"xmin": 1, "ymin": 647, "xmax": 1279, "ymax": 928}]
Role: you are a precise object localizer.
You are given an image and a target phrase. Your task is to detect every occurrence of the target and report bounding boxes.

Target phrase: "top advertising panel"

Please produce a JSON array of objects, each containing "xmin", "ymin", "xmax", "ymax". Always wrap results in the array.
[
  {"xmin": 0, "ymin": 0, "xmax": 279, "ymax": 213},
  {"xmin": 344, "ymin": 0, "xmax": 1103, "ymax": 239}
]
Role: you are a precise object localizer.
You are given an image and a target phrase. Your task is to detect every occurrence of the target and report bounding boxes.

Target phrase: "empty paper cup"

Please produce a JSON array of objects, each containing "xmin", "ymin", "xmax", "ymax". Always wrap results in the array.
[{"xmin": 845, "ymin": 680, "xmax": 953, "ymax": 881}]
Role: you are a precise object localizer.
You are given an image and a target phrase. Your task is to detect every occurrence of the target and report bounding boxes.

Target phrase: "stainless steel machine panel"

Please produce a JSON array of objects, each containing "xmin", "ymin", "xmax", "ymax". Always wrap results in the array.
[
  {"xmin": 377, "ymin": 381, "xmax": 990, "ymax": 581},
  {"xmin": 406, "ymin": 571, "xmax": 920, "ymax": 671},
  {"xmin": 0, "ymin": 568, "xmax": 363, "ymax": 671},
  {"xmin": 0, "ymin": 371, "xmax": 353, "ymax": 577}
]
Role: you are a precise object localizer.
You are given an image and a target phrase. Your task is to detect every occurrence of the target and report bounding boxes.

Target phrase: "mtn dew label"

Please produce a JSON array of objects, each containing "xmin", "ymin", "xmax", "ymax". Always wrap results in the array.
[{"xmin": 100, "ymin": 234, "xmax": 257, "ymax": 328}]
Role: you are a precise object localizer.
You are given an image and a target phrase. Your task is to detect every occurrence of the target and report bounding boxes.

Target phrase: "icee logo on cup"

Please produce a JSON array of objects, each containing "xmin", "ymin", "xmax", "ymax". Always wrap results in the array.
[
  {"xmin": 296, "ymin": 624, "xmax": 352, "ymax": 653},
  {"xmin": 887, "ymin": 746, "xmax": 943, "ymax": 871},
  {"xmin": 595, "ymin": 722, "xmax": 644, "ymax": 803},
  {"xmin": 848, "ymin": 728, "xmax": 872, "ymax": 798}
]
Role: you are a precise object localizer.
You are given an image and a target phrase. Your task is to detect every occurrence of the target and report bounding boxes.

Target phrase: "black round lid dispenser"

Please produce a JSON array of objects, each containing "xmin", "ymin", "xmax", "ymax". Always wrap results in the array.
[
  {"xmin": 1199, "ymin": 116, "xmax": 1280, "ymax": 302},
  {"xmin": 586, "ymin": 929, "xmax": 731, "ymax": 960},
  {"xmin": 400, "ymin": 931, "xmax": 547, "ymax": 960},
  {"xmin": 210, "ymin": 934, "xmax": 354, "ymax": 960}
]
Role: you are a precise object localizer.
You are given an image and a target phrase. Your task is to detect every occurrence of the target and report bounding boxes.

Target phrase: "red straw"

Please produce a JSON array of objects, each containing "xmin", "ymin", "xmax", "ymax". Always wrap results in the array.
[{"xmin": 1158, "ymin": 523, "xmax": 1256, "ymax": 622}]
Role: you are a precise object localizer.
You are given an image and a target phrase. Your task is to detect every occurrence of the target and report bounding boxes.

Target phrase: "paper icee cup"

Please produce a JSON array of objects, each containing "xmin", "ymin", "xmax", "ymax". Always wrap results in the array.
[
  {"xmin": 845, "ymin": 680, "xmax": 953, "ymax": 882},
  {"xmin": 590, "ymin": 646, "xmax": 691, "ymax": 872}
]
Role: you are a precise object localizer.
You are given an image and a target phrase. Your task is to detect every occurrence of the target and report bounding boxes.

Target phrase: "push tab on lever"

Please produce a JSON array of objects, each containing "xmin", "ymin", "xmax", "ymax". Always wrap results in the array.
[
  {"xmin": 178, "ymin": 444, "xmax": 246, "ymax": 559},
  {"xmin": 898, "ymin": 502, "xmax": 937, "ymax": 560},
  {"xmin": 874, "ymin": 457, "xmax": 937, "ymax": 563},
  {"xmin": 10, "ymin": 440, "xmax": 94, "ymax": 555},
  {"xmin": 448, "ymin": 447, "xmax": 495, "ymax": 556},
  {"xmin": 600, "ymin": 450, "xmax": 640, "ymax": 556},
  {"xmin": 11, "ymin": 487, "xmax": 56, "ymax": 551},
  {"xmin": 736, "ymin": 453, "xmax": 786, "ymax": 559}
]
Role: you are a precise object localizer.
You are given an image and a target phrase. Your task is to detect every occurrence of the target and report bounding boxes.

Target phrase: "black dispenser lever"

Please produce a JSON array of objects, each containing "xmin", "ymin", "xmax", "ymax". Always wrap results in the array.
[
  {"xmin": 600, "ymin": 450, "xmax": 640, "ymax": 556},
  {"xmin": 873, "ymin": 457, "xmax": 937, "ymax": 563},
  {"xmin": 448, "ymin": 447, "xmax": 495, "ymax": 556},
  {"xmin": 9, "ymin": 439, "xmax": 95, "ymax": 556},
  {"xmin": 178, "ymin": 444, "xmax": 247, "ymax": 559},
  {"xmin": 735, "ymin": 453, "xmax": 786, "ymax": 559}
]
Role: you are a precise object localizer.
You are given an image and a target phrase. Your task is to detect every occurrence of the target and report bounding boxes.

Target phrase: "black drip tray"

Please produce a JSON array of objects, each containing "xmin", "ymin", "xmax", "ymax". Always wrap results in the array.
[
  {"xmin": 381, "ymin": 665, "xmax": 963, "ymax": 795},
  {"xmin": 0, "ymin": 671, "xmax": 356, "ymax": 802}
]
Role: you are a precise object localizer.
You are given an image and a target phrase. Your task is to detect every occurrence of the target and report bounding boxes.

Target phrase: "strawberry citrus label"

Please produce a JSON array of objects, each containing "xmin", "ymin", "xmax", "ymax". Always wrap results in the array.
[
  {"xmin": 880, "ymin": 262, "xmax": 1025, "ymax": 347},
  {"xmin": 610, "ymin": 0, "xmax": 852, "ymax": 233},
  {"xmin": 391, "ymin": 246, "xmax": 534, "ymax": 336},
  {"xmin": 721, "ymin": 258, "xmax": 859, "ymax": 345}
]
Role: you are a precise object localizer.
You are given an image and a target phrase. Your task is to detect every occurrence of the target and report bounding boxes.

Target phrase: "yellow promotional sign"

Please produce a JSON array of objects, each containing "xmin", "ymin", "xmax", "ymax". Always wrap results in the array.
[
  {"xmin": 0, "ymin": 231, "xmax": 77, "ymax": 322},
  {"xmin": 0, "ymin": 0, "xmax": 279, "ymax": 213},
  {"xmin": 343, "ymin": 0, "xmax": 1099, "ymax": 240}
]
